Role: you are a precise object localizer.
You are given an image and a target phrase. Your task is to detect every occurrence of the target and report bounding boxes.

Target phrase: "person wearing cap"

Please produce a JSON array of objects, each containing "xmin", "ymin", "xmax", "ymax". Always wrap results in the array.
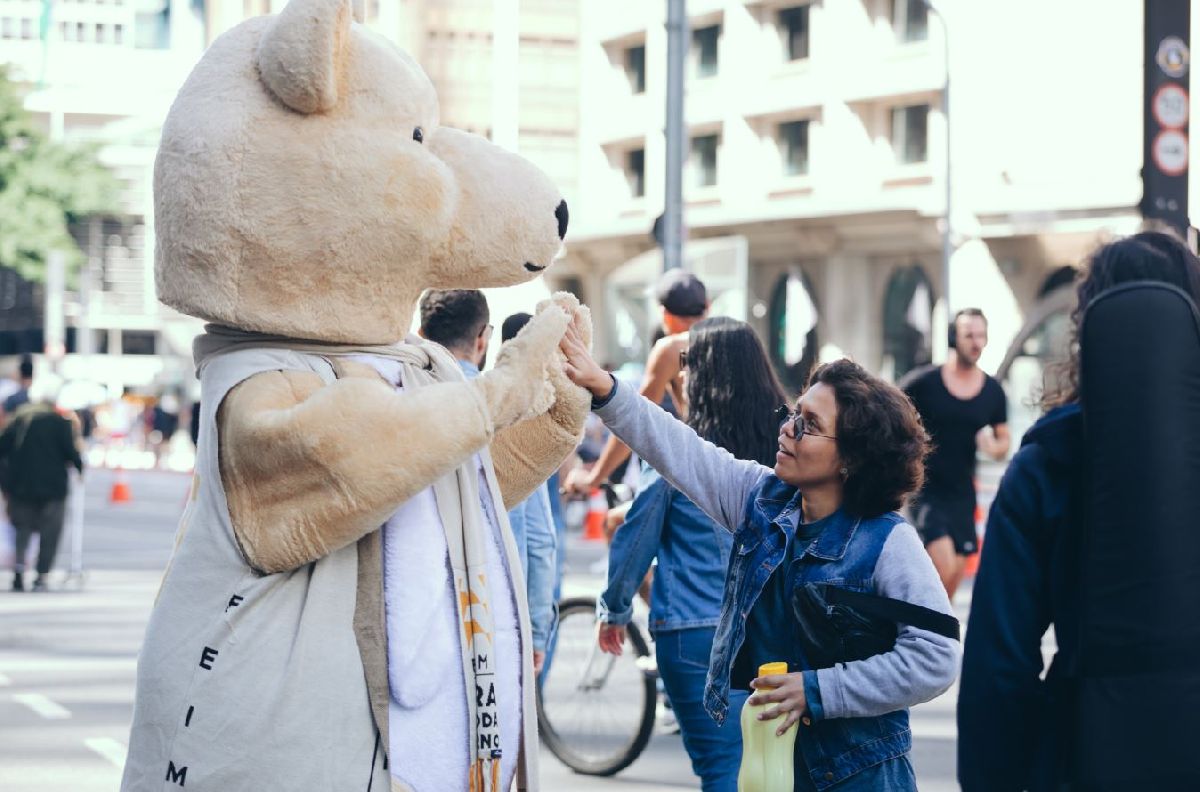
[{"xmin": 563, "ymin": 270, "xmax": 709, "ymax": 497}]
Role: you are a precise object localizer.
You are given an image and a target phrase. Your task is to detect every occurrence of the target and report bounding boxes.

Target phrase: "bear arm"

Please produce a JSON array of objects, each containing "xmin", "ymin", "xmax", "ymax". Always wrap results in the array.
[
  {"xmin": 217, "ymin": 368, "xmax": 494, "ymax": 573},
  {"xmin": 491, "ymin": 373, "xmax": 589, "ymax": 510}
]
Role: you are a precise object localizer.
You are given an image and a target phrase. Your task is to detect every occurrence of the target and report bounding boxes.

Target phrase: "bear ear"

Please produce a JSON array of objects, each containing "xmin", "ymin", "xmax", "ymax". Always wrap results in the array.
[{"xmin": 256, "ymin": 0, "xmax": 360, "ymax": 114}]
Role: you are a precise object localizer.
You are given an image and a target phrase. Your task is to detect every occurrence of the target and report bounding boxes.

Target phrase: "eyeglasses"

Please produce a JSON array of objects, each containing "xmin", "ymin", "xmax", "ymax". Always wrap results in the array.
[
  {"xmin": 679, "ymin": 349, "xmax": 688, "ymax": 370},
  {"xmin": 478, "ymin": 323, "xmax": 494, "ymax": 339},
  {"xmin": 775, "ymin": 406, "xmax": 837, "ymax": 440}
]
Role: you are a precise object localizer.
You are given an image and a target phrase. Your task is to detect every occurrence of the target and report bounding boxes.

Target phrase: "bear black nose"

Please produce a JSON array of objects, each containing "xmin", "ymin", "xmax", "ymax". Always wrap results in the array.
[{"xmin": 555, "ymin": 199, "xmax": 569, "ymax": 240}]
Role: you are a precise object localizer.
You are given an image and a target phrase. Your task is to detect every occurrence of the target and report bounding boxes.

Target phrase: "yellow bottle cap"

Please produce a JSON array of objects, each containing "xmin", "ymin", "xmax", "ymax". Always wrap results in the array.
[{"xmin": 758, "ymin": 662, "xmax": 788, "ymax": 677}]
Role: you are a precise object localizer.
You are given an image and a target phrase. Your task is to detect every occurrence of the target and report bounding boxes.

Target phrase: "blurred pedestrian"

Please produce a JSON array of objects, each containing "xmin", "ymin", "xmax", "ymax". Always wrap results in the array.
[
  {"xmin": 597, "ymin": 317, "xmax": 787, "ymax": 791},
  {"xmin": 562, "ymin": 318, "xmax": 959, "ymax": 791},
  {"xmin": 901, "ymin": 309, "xmax": 1009, "ymax": 599},
  {"xmin": 958, "ymin": 231, "xmax": 1200, "ymax": 791},
  {"xmin": 562, "ymin": 269, "xmax": 708, "ymax": 496},
  {"xmin": 0, "ymin": 354, "xmax": 34, "ymax": 426},
  {"xmin": 0, "ymin": 376, "xmax": 84, "ymax": 592},
  {"xmin": 497, "ymin": 311, "xmax": 557, "ymax": 675}
]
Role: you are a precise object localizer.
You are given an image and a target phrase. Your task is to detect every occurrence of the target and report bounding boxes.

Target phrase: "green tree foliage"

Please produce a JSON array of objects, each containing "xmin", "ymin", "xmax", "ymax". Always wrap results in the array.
[{"xmin": 0, "ymin": 65, "xmax": 118, "ymax": 283}]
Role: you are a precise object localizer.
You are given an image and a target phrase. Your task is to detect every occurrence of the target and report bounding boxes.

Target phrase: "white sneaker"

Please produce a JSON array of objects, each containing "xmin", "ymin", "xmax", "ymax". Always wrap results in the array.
[{"xmin": 655, "ymin": 701, "xmax": 680, "ymax": 735}]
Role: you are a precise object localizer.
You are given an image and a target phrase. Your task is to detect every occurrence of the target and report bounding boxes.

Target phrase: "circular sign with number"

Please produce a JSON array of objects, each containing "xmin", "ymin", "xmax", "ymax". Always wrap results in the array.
[
  {"xmin": 1157, "ymin": 36, "xmax": 1191, "ymax": 78},
  {"xmin": 1153, "ymin": 129, "xmax": 1189, "ymax": 176},
  {"xmin": 1153, "ymin": 83, "xmax": 1190, "ymax": 129}
]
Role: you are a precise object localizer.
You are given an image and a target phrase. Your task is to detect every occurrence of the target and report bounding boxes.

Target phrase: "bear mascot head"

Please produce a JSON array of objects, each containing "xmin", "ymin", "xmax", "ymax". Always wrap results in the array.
[
  {"xmin": 155, "ymin": 0, "xmax": 569, "ymax": 343},
  {"xmin": 122, "ymin": 2, "xmax": 590, "ymax": 790}
]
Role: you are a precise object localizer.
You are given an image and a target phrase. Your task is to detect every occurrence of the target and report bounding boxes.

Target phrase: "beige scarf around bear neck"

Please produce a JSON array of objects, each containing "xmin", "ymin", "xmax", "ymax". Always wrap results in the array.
[{"xmin": 195, "ymin": 324, "xmax": 507, "ymax": 791}]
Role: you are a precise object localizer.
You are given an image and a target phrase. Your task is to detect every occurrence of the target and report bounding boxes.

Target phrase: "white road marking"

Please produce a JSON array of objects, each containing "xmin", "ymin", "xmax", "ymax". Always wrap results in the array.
[
  {"xmin": 13, "ymin": 692, "xmax": 71, "ymax": 719},
  {"xmin": 85, "ymin": 737, "xmax": 128, "ymax": 768}
]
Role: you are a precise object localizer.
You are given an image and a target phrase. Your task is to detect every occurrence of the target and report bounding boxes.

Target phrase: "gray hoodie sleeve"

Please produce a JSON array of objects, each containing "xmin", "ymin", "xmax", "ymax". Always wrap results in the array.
[
  {"xmin": 593, "ymin": 379, "xmax": 769, "ymax": 533},
  {"xmin": 813, "ymin": 522, "xmax": 961, "ymax": 720}
]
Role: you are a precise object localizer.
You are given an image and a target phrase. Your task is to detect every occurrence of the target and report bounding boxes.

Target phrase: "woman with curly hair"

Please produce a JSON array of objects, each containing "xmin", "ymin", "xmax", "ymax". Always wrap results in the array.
[
  {"xmin": 596, "ymin": 317, "xmax": 788, "ymax": 791},
  {"xmin": 560, "ymin": 320, "xmax": 959, "ymax": 791}
]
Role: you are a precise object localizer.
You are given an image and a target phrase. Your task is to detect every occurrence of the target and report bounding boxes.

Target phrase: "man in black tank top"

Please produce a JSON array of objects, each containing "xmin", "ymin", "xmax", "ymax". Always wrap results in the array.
[{"xmin": 901, "ymin": 308, "xmax": 1009, "ymax": 600}]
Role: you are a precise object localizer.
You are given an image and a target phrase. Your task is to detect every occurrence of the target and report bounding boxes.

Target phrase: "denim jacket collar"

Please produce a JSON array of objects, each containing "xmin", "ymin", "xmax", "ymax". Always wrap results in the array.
[
  {"xmin": 805, "ymin": 509, "xmax": 861, "ymax": 560},
  {"xmin": 751, "ymin": 492, "xmax": 860, "ymax": 560}
]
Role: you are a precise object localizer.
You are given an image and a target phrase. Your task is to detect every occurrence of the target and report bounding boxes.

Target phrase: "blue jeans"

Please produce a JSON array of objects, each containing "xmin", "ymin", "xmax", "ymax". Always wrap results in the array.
[{"xmin": 656, "ymin": 628, "xmax": 746, "ymax": 792}]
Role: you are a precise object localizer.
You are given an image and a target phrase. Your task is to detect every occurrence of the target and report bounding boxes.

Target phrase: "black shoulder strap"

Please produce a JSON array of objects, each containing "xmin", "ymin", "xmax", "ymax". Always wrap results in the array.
[{"xmin": 825, "ymin": 585, "xmax": 960, "ymax": 641}]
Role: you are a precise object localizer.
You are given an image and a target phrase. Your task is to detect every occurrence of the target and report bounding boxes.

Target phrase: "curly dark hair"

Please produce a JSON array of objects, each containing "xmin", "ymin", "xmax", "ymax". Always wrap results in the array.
[
  {"xmin": 1043, "ymin": 231, "xmax": 1200, "ymax": 409},
  {"xmin": 808, "ymin": 359, "xmax": 930, "ymax": 517},
  {"xmin": 685, "ymin": 317, "xmax": 790, "ymax": 466}
]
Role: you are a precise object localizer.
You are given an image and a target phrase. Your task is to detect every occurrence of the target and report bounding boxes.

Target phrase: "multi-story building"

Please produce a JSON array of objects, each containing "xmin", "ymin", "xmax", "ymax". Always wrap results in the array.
[
  {"xmin": 0, "ymin": 0, "xmax": 207, "ymax": 391},
  {"xmin": 553, "ymin": 0, "xmax": 1148, "ymax": 413}
]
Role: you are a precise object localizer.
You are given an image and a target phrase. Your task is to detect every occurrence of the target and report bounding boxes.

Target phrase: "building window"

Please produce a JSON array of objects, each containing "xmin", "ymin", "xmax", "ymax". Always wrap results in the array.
[
  {"xmin": 625, "ymin": 148, "xmax": 645, "ymax": 198},
  {"xmin": 1, "ymin": 18, "xmax": 14, "ymax": 39},
  {"xmin": 121, "ymin": 330, "xmax": 157, "ymax": 356},
  {"xmin": 779, "ymin": 5, "xmax": 810, "ymax": 61},
  {"xmin": 624, "ymin": 44, "xmax": 645, "ymax": 94},
  {"xmin": 58, "ymin": 20, "xmax": 67, "ymax": 40},
  {"xmin": 96, "ymin": 23, "xmax": 106, "ymax": 43},
  {"xmin": 893, "ymin": 0, "xmax": 928, "ymax": 43},
  {"xmin": 778, "ymin": 119, "xmax": 809, "ymax": 176},
  {"xmin": 882, "ymin": 265, "xmax": 933, "ymax": 380},
  {"xmin": 690, "ymin": 134, "xmax": 719, "ymax": 188},
  {"xmin": 21, "ymin": 18, "xmax": 33, "ymax": 39},
  {"xmin": 114, "ymin": 23, "xmax": 124, "ymax": 44},
  {"xmin": 693, "ymin": 24, "xmax": 720, "ymax": 78},
  {"xmin": 768, "ymin": 271, "xmax": 819, "ymax": 394},
  {"xmin": 890, "ymin": 104, "xmax": 928, "ymax": 164},
  {"xmin": 75, "ymin": 21, "xmax": 86, "ymax": 41}
]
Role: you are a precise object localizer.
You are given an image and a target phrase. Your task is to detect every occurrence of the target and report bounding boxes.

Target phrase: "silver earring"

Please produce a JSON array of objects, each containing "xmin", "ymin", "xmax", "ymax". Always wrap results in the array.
[{"xmin": 840, "ymin": 468, "xmax": 848, "ymax": 477}]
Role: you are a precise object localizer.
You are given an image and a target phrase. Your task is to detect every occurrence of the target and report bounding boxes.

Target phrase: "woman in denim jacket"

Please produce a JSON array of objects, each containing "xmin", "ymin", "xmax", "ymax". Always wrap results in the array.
[
  {"xmin": 598, "ymin": 317, "xmax": 789, "ymax": 791},
  {"xmin": 561, "ymin": 322, "xmax": 960, "ymax": 791}
]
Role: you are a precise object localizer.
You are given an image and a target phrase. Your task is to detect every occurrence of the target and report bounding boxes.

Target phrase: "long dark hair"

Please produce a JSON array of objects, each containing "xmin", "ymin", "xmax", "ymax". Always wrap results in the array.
[
  {"xmin": 685, "ymin": 317, "xmax": 789, "ymax": 466},
  {"xmin": 1044, "ymin": 231, "xmax": 1200, "ymax": 408}
]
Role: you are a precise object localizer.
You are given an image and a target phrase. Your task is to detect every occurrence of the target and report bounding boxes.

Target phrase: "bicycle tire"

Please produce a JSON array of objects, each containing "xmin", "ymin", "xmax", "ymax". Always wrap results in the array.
[{"xmin": 537, "ymin": 596, "xmax": 657, "ymax": 776}]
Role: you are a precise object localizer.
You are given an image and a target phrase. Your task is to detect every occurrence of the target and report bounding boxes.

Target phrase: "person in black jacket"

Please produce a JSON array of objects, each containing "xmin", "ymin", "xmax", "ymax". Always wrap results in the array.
[
  {"xmin": 0, "ymin": 379, "xmax": 84, "ymax": 592},
  {"xmin": 957, "ymin": 231, "xmax": 1200, "ymax": 790}
]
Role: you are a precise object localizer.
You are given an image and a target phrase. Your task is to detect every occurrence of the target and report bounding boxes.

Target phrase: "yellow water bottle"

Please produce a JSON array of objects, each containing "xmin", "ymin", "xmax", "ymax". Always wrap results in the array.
[{"xmin": 737, "ymin": 661, "xmax": 797, "ymax": 792}]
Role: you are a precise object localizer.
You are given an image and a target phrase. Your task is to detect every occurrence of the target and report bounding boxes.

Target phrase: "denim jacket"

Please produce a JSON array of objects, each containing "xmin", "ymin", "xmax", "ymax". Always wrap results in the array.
[
  {"xmin": 598, "ymin": 465, "xmax": 733, "ymax": 635},
  {"xmin": 594, "ymin": 379, "xmax": 959, "ymax": 790}
]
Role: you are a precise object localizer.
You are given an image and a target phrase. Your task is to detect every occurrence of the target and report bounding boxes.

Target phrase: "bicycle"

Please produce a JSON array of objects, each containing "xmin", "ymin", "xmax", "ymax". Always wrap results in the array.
[{"xmin": 536, "ymin": 595, "xmax": 657, "ymax": 776}]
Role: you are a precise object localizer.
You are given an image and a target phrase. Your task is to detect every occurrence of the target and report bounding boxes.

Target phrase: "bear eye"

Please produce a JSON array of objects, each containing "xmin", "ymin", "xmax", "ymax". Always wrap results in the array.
[{"xmin": 412, "ymin": 127, "xmax": 424, "ymax": 144}]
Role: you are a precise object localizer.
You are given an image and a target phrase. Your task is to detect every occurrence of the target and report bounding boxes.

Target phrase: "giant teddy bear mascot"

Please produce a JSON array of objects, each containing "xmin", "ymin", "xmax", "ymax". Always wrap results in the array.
[{"xmin": 120, "ymin": 0, "xmax": 592, "ymax": 789}]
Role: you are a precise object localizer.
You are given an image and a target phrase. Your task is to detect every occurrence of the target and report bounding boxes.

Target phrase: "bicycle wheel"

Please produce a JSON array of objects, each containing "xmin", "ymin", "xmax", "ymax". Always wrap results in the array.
[{"xmin": 537, "ymin": 596, "xmax": 657, "ymax": 776}]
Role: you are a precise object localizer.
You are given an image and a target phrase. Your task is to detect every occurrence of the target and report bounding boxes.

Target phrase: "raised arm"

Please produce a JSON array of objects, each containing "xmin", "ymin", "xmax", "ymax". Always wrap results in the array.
[
  {"xmin": 566, "ymin": 334, "xmax": 685, "ymax": 494},
  {"xmin": 491, "ymin": 294, "xmax": 593, "ymax": 509},
  {"xmin": 560, "ymin": 317, "xmax": 766, "ymax": 533},
  {"xmin": 219, "ymin": 306, "xmax": 571, "ymax": 574}
]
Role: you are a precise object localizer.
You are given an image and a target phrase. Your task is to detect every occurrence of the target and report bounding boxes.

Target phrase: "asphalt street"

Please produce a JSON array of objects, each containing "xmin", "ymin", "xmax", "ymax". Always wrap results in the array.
[{"xmin": 0, "ymin": 469, "xmax": 963, "ymax": 791}]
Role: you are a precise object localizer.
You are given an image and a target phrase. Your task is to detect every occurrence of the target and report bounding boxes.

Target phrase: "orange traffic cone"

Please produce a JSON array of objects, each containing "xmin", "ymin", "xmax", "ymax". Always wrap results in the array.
[
  {"xmin": 583, "ymin": 488, "xmax": 607, "ymax": 541},
  {"xmin": 110, "ymin": 468, "xmax": 132, "ymax": 504}
]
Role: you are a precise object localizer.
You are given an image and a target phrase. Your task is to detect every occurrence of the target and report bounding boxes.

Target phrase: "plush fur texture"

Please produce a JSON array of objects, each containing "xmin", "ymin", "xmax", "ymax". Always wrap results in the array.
[
  {"xmin": 155, "ymin": 0, "xmax": 565, "ymax": 344},
  {"xmin": 218, "ymin": 303, "xmax": 581, "ymax": 574}
]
